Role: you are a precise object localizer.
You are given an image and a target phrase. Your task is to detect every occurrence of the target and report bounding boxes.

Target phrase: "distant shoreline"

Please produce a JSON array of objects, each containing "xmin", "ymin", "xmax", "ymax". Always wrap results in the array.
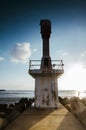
[{"xmin": 0, "ymin": 89, "xmax": 6, "ymax": 91}]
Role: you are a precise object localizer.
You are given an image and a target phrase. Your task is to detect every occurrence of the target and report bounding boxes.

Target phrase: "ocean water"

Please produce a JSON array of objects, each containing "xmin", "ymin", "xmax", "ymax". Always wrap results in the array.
[
  {"xmin": 0, "ymin": 90, "xmax": 34, "ymax": 104},
  {"xmin": 0, "ymin": 90, "xmax": 86, "ymax": 104}
]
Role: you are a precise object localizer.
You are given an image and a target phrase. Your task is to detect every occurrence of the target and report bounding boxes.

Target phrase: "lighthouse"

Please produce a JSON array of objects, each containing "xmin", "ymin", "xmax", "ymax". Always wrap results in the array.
[{"xmin": 29, "ymin": 19, "xmax": 64, "ymax": 108}]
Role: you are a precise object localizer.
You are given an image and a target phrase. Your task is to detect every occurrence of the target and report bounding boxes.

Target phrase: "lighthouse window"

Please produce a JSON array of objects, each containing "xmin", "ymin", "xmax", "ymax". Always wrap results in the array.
[{"xmin": 44, "ymin": 58, "xmax": 49, "ymax": 66}]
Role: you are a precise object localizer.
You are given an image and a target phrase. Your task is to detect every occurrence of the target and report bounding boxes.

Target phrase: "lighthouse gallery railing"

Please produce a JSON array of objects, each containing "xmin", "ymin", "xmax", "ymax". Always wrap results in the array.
[{"xmin": 29, "ymin": 60, "xmax": 64, "ymax": 71}]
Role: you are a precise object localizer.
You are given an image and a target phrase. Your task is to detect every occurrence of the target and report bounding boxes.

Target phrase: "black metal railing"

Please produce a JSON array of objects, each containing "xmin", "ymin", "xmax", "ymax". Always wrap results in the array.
[{"xmin": 29, "ymin": 60, "xmax": 64, "ymax": 70}]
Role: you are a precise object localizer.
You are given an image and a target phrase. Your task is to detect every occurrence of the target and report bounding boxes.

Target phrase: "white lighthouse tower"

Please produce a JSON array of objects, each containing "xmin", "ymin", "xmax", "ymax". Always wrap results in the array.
[{"xmin": 29, "ymin": 19, "xmax": 64, "ymax": 108}]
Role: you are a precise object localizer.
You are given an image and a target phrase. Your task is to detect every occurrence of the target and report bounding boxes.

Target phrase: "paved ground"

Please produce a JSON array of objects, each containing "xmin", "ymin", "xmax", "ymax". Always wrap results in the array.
[{"xmin": 5, "ymin": 105, "xmax": 86, "ymax": 130}]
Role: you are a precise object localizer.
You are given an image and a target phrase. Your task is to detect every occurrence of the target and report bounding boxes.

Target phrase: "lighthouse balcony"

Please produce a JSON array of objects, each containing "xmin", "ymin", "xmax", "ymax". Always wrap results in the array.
[{"xmin": 29, "ymin": 60, "xmax": 64, "ymax": 77}]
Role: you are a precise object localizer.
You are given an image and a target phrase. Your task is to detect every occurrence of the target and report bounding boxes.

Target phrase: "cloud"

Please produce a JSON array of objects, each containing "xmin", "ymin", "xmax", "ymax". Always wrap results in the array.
[
  {"xmin": 80, "ymin": 51, "xmax": 86, "ymax": 68},
  {"xmin": 56, "ymin": 50, "xmax": 68, "ymax": 58},
  {"xmin": 62, "ymin": 52, "xmax": 68, "ymax": 56},
  {"xmin": 80, "ymin": 51, "xmax": 86, "ymax": 57},
  {"xmin": 33, "ymin": 48, "xmax": 38, "ymax": 52},
  {"xmin": 11, "ymin": 42, "xmax": 31, "ymax": 63},
  {"xmin": 0, "ymin": 56, "xmax": 5, "ymax": 61}
]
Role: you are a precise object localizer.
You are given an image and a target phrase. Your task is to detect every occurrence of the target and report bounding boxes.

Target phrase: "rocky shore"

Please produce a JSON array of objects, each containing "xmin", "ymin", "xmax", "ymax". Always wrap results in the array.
[
  {"xmin": 0, "ymin": 98, "xmax": 34, "ymax": 130},
  {"xmin": 59, "ymin": 96, "xmax": 86, "ymax": 126}
]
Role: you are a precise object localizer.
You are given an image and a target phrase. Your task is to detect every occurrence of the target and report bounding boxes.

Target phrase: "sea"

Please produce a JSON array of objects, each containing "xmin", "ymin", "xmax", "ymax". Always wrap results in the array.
[{"xmin": 0, "ymin": 90, "xmax": 86, "ymax": 105}]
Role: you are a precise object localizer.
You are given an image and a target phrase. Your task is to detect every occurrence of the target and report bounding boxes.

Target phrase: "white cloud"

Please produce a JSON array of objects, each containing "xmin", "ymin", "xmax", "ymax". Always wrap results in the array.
[
  {"xmin": 56, "ymin": 50, "xmax": 68, "ymax": 58},
  {"xmin": 0, "ymin": 56, "xmax": 5, "ymax": 61},
  {"xmin": 62, "ymin": 52, "xmax": 68, "ymax": 56},
  {"xmin": 33, "ymin": 48, "xmax": 38, "ymax": 52},
  {"xmin": 80, "ymin": 51, "xmax": 86, "ymax": 67},
  {"xmin": 11, "ymin": 42, "xmax": 31, "ymax": 63},
  {"xmin": 80, "ymin": 51, "xmax": 86, "ymax": 57}
]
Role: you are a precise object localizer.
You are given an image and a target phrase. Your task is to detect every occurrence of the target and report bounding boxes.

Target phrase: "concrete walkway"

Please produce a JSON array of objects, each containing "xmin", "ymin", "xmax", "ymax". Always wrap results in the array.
[{"xmin": 5, "ymin": 105, "xmax": 86, "ymax": 130}]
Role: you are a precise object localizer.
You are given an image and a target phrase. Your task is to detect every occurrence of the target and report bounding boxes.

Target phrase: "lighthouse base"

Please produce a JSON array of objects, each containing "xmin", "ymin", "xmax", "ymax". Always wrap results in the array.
[{"xmin": 34, "ymin": 76, "xmax": 59, "ymax": 108}]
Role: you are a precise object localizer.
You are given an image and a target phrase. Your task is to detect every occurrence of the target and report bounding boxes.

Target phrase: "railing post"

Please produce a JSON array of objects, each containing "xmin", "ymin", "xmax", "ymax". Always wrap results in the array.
[{"xmin": 29, "ymin": 60, "xmax": 31, "ymax": 70}]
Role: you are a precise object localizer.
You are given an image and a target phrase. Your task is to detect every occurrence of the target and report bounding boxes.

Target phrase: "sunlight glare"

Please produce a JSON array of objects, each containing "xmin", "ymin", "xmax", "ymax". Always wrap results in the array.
[{"xmin": 59, "ymin": 64, "xmax": 86, "ymax": 91}]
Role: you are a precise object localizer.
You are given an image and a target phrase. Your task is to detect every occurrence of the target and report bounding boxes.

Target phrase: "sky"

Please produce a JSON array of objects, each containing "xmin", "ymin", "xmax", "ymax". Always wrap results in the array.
[{"xmin": 0, "ymin": 0, "xmax": 86, "ymax": 90}]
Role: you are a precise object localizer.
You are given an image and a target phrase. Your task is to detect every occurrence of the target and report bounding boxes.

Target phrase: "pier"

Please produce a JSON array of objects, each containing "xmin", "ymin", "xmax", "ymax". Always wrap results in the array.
[{"xmin": 5, "ymin": 105, "xmax": 86, "ymax": 130}]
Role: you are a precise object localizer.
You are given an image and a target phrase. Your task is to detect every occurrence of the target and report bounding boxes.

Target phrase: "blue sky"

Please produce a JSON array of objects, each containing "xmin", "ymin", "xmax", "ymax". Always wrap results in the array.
[{"xmin": 0, "ymin": 0, "xmax": 86, "ymax": 90}]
